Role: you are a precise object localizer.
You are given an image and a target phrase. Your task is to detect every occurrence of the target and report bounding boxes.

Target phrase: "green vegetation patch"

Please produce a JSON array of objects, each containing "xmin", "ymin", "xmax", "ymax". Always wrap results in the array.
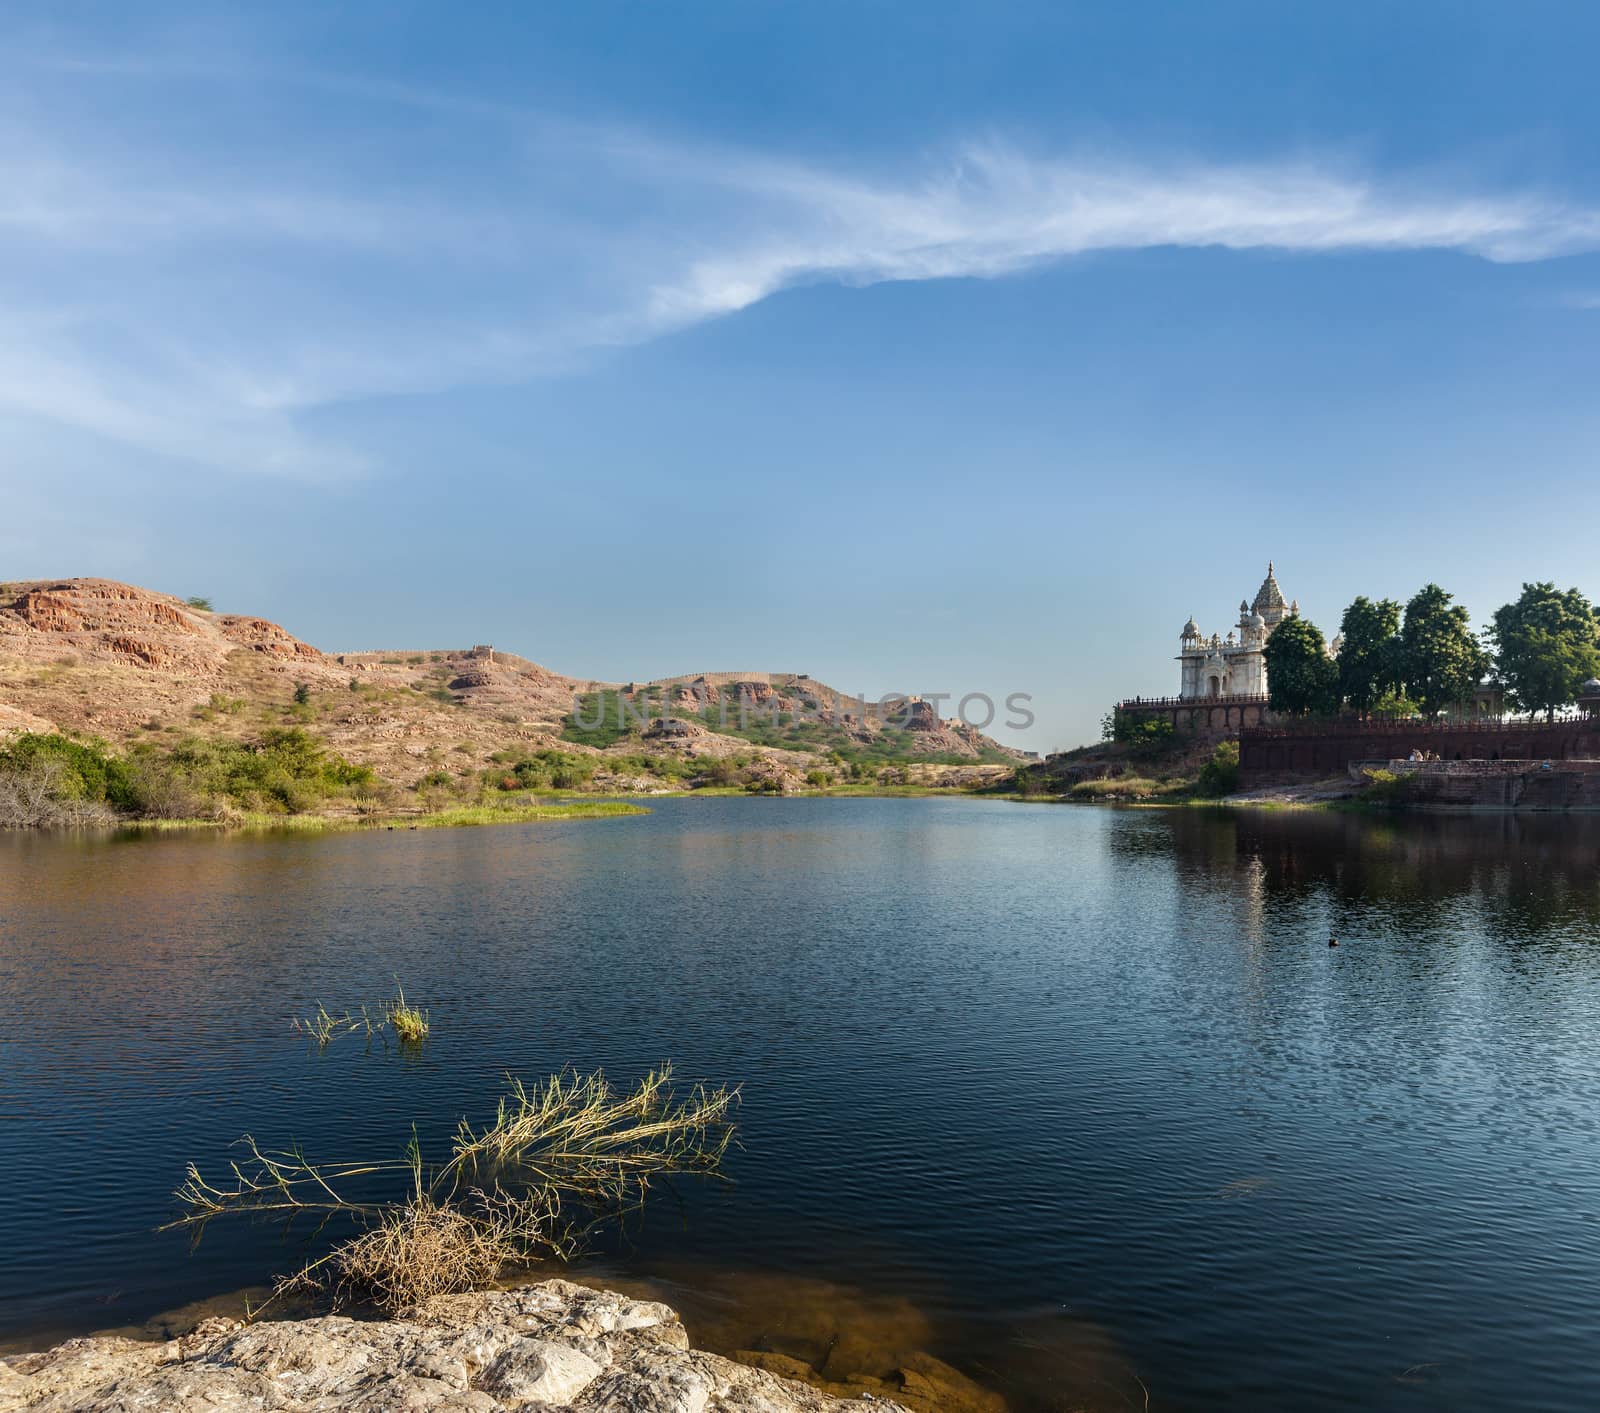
[
  {"xmin": 137, "ymin": 727, "xmax": 376, "ymax": 816},
  {"xmin": 1196, "ymin": 741, "xmax": 1241, "ymax": 797},
  {"xmin": 0, "ymin": 727, "xmax": 377, "ymax": 825},
  {"xmin": 0, "ymin": 733, "xmax": 138, "ymax": 810},
  {"xmin": 410, "ymin": 801, "xmax": 647, "ymax": 828}
]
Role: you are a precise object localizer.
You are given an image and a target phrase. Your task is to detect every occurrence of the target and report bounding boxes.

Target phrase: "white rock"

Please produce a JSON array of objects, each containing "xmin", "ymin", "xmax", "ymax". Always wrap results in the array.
[
  {"xmin": 478, "ymin": 1338, "xmax": 603, "ymax": 1403},
  {"xmin": 0, "ymin": 1280, "xmax": 906, "ymax": 1413}
]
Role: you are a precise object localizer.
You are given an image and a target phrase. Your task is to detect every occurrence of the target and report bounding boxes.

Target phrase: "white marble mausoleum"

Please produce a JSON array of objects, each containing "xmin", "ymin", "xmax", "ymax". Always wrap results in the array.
[{"xmin": 1178, "ymin": 563, "xmax": 1305, "ymax": 700}]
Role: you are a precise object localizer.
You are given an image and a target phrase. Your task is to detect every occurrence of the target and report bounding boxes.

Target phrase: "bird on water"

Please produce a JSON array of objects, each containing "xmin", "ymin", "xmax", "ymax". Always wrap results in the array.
[{"xmin": 1329, "ymin": 935, "xmax": 1339, "ymax": 947}]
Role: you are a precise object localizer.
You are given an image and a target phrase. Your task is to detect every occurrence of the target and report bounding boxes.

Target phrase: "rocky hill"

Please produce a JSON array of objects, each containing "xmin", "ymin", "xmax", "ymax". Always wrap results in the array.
[{"xmin": 0, "ymin": 579, "xmax": 1019, "ymax": 791}]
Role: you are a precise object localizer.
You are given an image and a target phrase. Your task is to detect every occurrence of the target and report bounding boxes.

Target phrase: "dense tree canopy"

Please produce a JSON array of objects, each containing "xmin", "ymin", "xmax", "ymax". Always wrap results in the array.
[
  {"xmin": 1106, "ymin": 708, "xmax": 1177, "ymax": 758},
  {"xmin": 1400, "ymin": 584, "xmax": 1488, "ymax": 716},
  {"xmin": 1245, "ymin": 579, "xmax": 1600, "ymax": 722},
  {"xmin": 1264, "ymin": 615, "xmax": 1339, "ymax": 716},
  {"xmin": 1488, "ymin": 582, "xmax": 1600, "ymax": 719},
  {"xmin": 1336, "ymin": 596, "xmax": 1403, "ymax": 716}
]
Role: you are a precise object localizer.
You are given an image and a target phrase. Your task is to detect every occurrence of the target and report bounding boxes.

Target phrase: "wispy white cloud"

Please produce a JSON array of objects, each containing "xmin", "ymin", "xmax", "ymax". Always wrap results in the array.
[
  {"xmin": 628, "ymin": 143, "xmax": 1600, "ymax": 335},
  {"xmin": 3, "ymin": 65, "xmax": 1600, "ymax": 479},
  {"xmin": 0, "ymin": 128, "xmax": 517, "ymax": 256}
]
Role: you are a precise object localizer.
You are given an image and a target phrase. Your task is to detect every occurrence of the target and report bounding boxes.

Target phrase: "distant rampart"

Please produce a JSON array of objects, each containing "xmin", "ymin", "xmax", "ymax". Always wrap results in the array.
[
  {"xmin": 1241, "ymin": 715, "xmax": 1600, "ymax": 781},
  {"xmin": 1116, "ymin": 694, "xmax": 1271, "ymax": 740}
]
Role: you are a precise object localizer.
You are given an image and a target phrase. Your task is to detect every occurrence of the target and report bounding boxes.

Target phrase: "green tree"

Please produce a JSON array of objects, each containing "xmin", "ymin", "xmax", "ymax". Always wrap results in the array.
[
  {"xmin": 1263, "ymin": 616, "xmax": 1338, "ymax": 715},
  {"xmin": 1336, "ymin": 596, "xmax": 1402, "ymax": 716},
  {"xmin": 1369, "ymin": 686, "xmax": 1420, "ymax": 717},
  {"xmin": 1109, "ymin": 708, "xmax": 1176, "ymax": 758},
  {"xmin": 1487, "ymin": 582, "xmax": 1600, "ymax": 720},
  {"xmin": 1197, "ymin": 740, "xmax": 1240, "ymax": 797},
  {"xmin": 0, "ymin": 733, "xmax": 136, "ymax": 809},
  {"xmin": 1400, "ymin": 584, "xmax": 1489, "ymax": 716},
  {"xmin": 293, "ymin": 682, "xmax": 312, "ymax": 706}
]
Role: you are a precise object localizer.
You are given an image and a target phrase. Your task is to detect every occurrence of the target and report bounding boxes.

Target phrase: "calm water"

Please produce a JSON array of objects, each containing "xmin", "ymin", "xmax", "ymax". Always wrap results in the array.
[{"xmin": 3, "ymin": 799, "xmax": 1600, "ymax": 1410}]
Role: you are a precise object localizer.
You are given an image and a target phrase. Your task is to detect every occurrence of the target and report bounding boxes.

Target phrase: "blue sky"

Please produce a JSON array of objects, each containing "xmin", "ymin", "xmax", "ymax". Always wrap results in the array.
[{"xmin": 4, "ymin": 1, "xmax": 1600, "ymax": 748}]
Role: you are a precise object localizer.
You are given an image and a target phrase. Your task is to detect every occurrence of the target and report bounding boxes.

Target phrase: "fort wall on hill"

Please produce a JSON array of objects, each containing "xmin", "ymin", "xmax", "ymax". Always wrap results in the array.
[{"xmin": 1117, "ymin": 694, "xmax": 1273, "ymax": 740}]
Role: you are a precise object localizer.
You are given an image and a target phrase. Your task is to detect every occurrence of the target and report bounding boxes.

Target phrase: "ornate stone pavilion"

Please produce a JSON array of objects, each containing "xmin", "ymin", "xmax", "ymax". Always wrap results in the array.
[{"xmin": 1178, "ymin": 563, "xmax": 1300, "ymax": 700}]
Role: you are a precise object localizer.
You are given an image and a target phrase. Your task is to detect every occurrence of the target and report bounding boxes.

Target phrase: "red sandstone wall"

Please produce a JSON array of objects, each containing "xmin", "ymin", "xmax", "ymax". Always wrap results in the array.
[
  {"xmin": 1240, "ymin": 719, "xmax": 1600, "ymax": 780},
  {"xmin": 1116, "ymin": 699, "xmax": 1270, "ymax": 741}
]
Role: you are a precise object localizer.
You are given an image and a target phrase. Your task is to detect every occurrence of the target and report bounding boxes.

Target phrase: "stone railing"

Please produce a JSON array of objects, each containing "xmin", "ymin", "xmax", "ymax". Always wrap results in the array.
[
  {"xmin": 1117, "ymin": 693, "xmax": 1269, "ymax": 710},
  {"xmin": 1248, "ymin": 713, "xmax": 1591, "ymax": 740}
]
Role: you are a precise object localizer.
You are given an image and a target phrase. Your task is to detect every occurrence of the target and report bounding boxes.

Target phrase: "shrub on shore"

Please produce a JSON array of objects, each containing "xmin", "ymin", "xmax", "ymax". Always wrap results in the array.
[
  {"xmin": 0, "ymin": 734, "xmax": 133, "ymax": 826},
  {"xmin": 0, "ymin": 728, "xmax": 378, "ymax": 825},
  {"xmin": 1101, "ymin": 708, "xmax": 1180, "ymax": 759},
  {"xmin": 1197, "ymin": 741, "xmax": 1241, "ymax": 797},
  {"xmin": 1068, "ymin": 776, "xmax": 1172, "ymax": 801},
  {"xmin": 484, "ymin": 748, "xmax": 599, "ymax": 792},
  {"xmin": 1358, "ymin": 766, "xmax": 1421, "ymax": 807}
]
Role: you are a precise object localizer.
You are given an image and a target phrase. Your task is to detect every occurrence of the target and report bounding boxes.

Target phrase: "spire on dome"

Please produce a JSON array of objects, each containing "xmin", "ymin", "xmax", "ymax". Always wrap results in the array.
[{"xmin": 1251, "ymin": 562, "xmax": 1288, "ymax": 623}]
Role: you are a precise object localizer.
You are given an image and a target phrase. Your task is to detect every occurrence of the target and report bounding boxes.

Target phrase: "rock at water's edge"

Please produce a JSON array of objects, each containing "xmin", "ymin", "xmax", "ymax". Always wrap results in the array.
[{"xmin": 0, "ymin": 1279, "xmax": 908, "ymax": 1413}]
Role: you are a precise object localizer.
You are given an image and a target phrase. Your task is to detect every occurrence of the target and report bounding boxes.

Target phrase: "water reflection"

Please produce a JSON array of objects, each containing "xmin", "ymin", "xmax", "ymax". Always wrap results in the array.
[
  {"xmin": 3, "ymin": 800, "xmax": 1600, "ymax": 1412},
  {"xmin": 1150, "ymin": 807, "xmax": 1600, "ymax": 931}
]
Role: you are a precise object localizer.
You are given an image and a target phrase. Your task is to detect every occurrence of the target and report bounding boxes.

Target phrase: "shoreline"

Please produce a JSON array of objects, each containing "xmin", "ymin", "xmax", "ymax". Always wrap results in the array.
[
  {"xmin": 13, "ymin": 788, "xmax": 1588, "ymax": 835},
  {"xmin": 110, "ymin": 800, "xmax": 652, "ymax": 833},
  {"xmin": 4, "ymin": 787, "xmax": 1029, "ymax": 835},
  {"xmin": 0, "ymin": 1278, "xmax": 976, "ymax": 1412}
]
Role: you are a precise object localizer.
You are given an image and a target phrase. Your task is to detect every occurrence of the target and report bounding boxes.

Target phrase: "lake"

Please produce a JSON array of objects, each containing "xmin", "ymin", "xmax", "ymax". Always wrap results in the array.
[{"xmin": 2, "ymin": 798, "xmax": 1599, "ymax": 1411}]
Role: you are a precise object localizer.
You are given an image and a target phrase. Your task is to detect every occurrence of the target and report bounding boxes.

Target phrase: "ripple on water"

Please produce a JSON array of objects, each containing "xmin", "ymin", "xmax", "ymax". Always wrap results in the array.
[{"xmin": 4, "ymin": 800, "xmax": 1600, "ymax": 1412}]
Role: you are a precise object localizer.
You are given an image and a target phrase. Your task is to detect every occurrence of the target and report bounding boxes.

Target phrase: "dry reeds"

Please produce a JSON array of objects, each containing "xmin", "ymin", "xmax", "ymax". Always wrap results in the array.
[
  {"xmin": 291, "ymin": 988, "xmax": 423, "ymax": 1047},
  {"xmin": 169, "ymin": 1064, "xmax": 738, "ymax": 1313},
  {"xmin": 320, "ymin": 1194, "xmax": 525, "ymax": 1310},
  {"xmin": 291, "ymin": 1003, "xmax": 371, "ymax": 1046}
]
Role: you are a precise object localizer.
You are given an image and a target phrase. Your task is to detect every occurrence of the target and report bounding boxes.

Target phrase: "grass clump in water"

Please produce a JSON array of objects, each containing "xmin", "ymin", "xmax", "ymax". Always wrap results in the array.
[
  {"xmin": 292, "ymin": 987, "xmax": 422, "ymax": 1047},
  {"xmin": 168, "ymin": 1064, "xmax": 738, "ymax": 1313},
  {"xmin": 384, "ymin": 988, "xmax": 429, "ymax": 1043}
]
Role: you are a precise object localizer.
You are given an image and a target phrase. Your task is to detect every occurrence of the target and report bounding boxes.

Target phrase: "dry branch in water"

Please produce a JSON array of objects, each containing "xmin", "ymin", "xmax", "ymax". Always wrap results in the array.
[{"xmin": 169, "ymin": 1065, "xmax": 738, "ymax": 1312}]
